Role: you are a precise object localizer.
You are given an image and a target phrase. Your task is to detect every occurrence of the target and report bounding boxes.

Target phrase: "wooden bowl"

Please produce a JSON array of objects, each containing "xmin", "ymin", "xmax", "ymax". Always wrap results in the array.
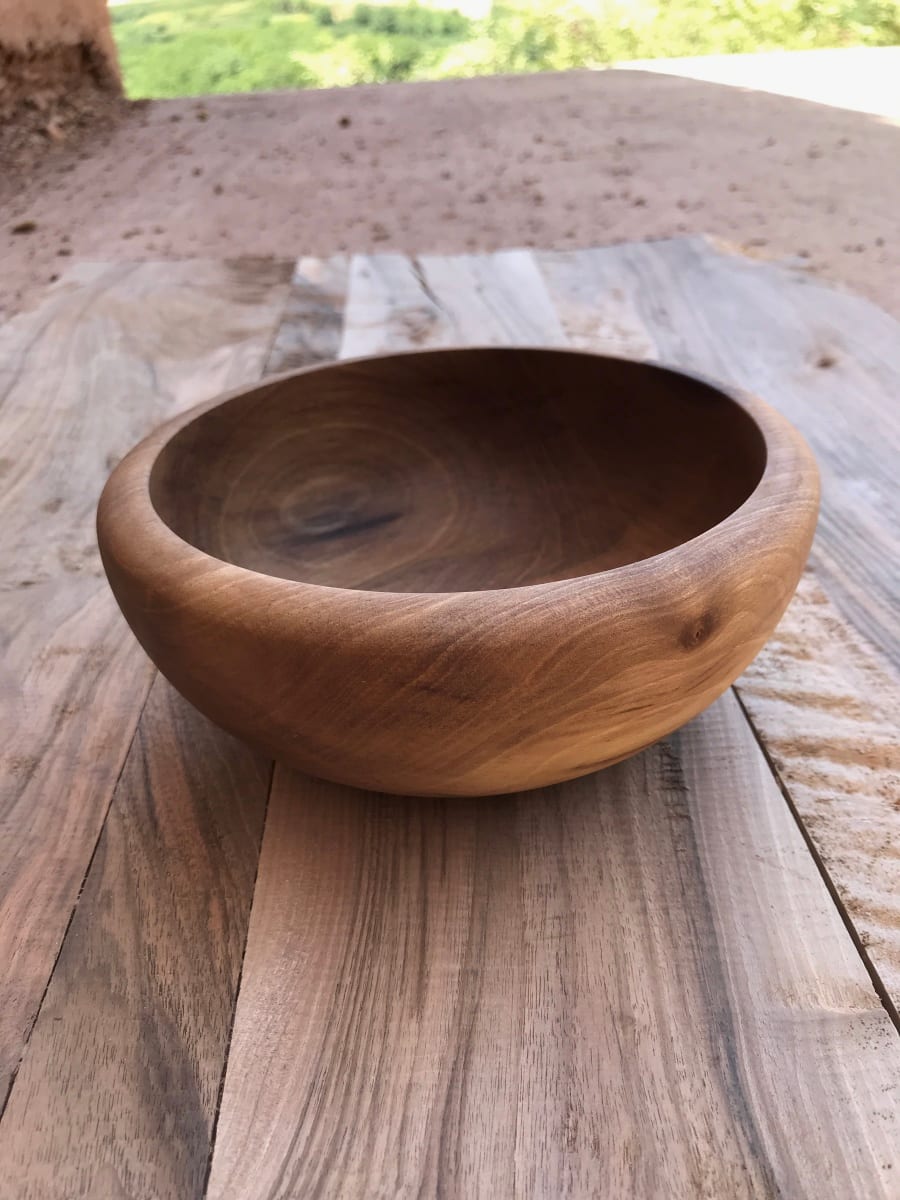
[{"xmin": 98, "ymin": 348, "xmax": 819, "ymax": 796}]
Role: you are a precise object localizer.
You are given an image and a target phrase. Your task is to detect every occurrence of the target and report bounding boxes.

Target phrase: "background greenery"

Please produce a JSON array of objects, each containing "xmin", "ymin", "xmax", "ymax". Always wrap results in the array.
[{"xmin": 111, "ymin": 0, "xmax": 900, "ymax": 99}]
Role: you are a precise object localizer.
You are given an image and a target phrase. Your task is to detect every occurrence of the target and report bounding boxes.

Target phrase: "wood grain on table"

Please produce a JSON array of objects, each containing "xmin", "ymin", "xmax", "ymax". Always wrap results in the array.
[
  {"xmin": 538, "ymin": 238, "xmax": 900, "ymax": 1011},
  {"xmin": 209, "ymin": 248, "xmax": 899, "ymax": 1199},
  {"xmin": 538, "ymin": 238, "xmax": 900, "ymax": 668},
  {"xmin": 1, "ymin": 242, "xmax": 898, "ymax": 1199},
  {"xmin": 738, "ymin": 571, "xmax": 900, "ymax": 1007},
  {"xmin": 0, "ymin": 258, "xmax": 292, "ymax": 1107},
  {"xmin": 209, "ymin": 696, "xmax": 899, "ymax": 1200},
  {"xmin": 0, "ymin": 684, "xmax": 270, "ymax": 1200}
]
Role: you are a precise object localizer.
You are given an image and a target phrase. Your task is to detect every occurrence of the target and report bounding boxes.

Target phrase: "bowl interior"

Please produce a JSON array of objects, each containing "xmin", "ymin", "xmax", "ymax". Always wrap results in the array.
[{"xmin": 149, "ymin": 348, "xmax": 767, "ymax": 592}]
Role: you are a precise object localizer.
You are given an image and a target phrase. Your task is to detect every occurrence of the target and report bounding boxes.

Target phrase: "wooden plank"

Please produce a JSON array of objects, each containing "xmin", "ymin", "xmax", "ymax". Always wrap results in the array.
[
  {"xmin": 537, "ymin": 236, "xmax": 900, "ymax": 668},
  {"xmin": 0, "ymin": 682, "xmax": 270, "ymax": 1200},
  {"xmin": 0, "ymin": 258, "xmax": 292, "ymax": 1106},
  {"xmin": 340, "ymin": 249, "xmax": 565, "ymax": 358},
  {"xmin": 264, "ymin": 256, "xmax": 349, "ymax": 375},
  {"xmin": 736, "ymin": 570, "xmax": 900, "ymax": 1003},
  {"xmin": 415, "ymin": 250, "xmax": 567, "ymax": 346},
  {"xmin": 338, "ymin": 253, "xmax": 445, "ymax": 358},
  {"xmin": 207, "ymin": 695, "xmax": 900, "ymax": 1199},
  {"xmin": 0, "ymin": 259, "xmax": 344, "ymax": 1195},
  {"xmin": 207, "ymin": 252, "xmax": 900, "ymax": 1199},
  {"xmin": 538, "ymin": 238, "xmax": 900, "ymax": 1008}
]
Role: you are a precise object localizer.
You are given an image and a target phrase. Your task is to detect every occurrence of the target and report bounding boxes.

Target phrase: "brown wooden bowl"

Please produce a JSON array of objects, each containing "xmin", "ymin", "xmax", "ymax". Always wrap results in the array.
[{"xmin": 98, "ymin": 347, "xmax": 819, "ymax": 796}]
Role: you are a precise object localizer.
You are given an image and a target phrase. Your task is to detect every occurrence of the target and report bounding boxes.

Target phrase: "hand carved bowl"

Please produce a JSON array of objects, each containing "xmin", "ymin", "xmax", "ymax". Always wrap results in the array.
[{"xmin": 98, "ymin": 347, "xmax": 819, "ymax": 796}]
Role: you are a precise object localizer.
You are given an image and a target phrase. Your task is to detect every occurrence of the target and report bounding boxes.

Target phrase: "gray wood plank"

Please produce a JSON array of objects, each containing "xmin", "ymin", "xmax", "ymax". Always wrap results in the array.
[
  {"xmin": 265, "ymin": 256, "xmax": 349, "ymax": 375},
  {"xmin": 538, "ymin": 236, "xmax": 900, "ymax": 1010},
  {"xmin": 340, "ymin": 249, "xmax": 565, "ymax": 358},
  {"xmin": 737, "ymin": 569, "xmax": 900, "ymax": 1003},
  {"xmin": 0, "ymin": 258, "xmax": 293, "ymax": 1109},
  {"xmin": 537, "ymin": 236, "xmax": 900, "ymax": 668}
]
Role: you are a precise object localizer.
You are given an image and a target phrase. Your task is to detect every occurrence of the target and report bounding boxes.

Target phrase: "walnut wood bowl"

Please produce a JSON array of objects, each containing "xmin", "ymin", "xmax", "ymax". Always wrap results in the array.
[{"xmin": 98, "ymin": 348, "xmax": 819, "ymax": 796}]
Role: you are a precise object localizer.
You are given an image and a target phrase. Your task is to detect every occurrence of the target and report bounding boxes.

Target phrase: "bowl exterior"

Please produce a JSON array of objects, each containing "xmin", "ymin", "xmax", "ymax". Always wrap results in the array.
[{"xmin": 97, "ymin": 367, "xmax": 819, "ymax": 797}]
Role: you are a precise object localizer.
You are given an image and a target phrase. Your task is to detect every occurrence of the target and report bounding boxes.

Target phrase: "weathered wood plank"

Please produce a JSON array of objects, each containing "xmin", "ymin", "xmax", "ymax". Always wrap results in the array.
[
  {"xmin": 538, "ymin": 237, "xmax": 900, "ymax": 1009},
  {"xmin": 340, "ymin": 249, "xmax": 564, "ymax": 358},
  {"xmin": 0, "ymin": 682, "xmax": 270, "ymax": 1200},
  {"xmin": 0, "ymin": 259, "xmax": 345, "ymax": 1195},
  {"xmin": 338, "ymin": 253, "xmax": 445, "ymax": 358},
  {"xmin": 736, "ymin": 571, "xmax": 900, "ymax": 1003},
  {"xmin": 208, "ymin": 252, "xmax": 900, "ymax": 1199},
  {"xmin": 537, "ymin": 236, "xmax": 900, "ymax": 668},
  {"xmin": 207, "ymin": 695, "xmax": 900, "ymax": 1200},
  {"xmin": 0, "ymin": 258, "xmax": 292, "ymax": 1107},
  {"xmin": 415, "ymin": 250, "xmax": 567, "ymax": 346},
  {"xmin": 264, "ymin": 256, "xmax": 348, "ymax": 375}
]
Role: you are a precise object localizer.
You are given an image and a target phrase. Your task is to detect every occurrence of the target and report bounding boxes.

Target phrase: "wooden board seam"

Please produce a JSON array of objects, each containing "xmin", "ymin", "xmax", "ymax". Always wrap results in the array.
[
  {"xmin": 0, "ymin": 668, "xmax": 158, "ymax": 1122},
  {"xmin": 261, "ymin": 276, "xmax": 299, "ymax": 375},
  {"xmin": 731, "ymin": 685, "xmax": 900, "ymax": 1034},
  {"xmin": 201, "ymin": 758, "xmax": 277, "ymax": 1196}
]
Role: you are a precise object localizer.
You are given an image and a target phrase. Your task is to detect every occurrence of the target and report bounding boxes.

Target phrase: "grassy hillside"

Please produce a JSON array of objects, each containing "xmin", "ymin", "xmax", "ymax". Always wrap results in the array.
[{"xmin": 111, "ymin": 0, "xmax": 900, "ymax": 98}]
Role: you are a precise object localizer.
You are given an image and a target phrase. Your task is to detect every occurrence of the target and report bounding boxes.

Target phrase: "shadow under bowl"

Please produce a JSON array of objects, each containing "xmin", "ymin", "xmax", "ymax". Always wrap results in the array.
[{"xmin": 98, "ymin": 347, "xmax": 819, "ymax": 795}]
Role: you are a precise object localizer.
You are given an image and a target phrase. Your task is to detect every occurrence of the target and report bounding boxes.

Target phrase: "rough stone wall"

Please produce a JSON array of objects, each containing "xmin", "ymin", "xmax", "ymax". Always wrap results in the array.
[{"xmin": 0, "ymin": 0, "xmax": 121, "ymax": 114}]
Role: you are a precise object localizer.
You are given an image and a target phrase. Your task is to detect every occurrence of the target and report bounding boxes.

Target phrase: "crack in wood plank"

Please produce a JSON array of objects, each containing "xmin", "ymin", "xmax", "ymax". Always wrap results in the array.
[{"xmin": 0, "ymin": 258, "xmax": 292, "ymax": 1146}]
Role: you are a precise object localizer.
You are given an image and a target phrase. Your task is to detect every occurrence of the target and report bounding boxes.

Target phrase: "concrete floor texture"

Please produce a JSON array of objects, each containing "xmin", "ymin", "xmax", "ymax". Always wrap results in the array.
[{"xmin": 2, "ymin": 56, "xmax": 899, "ymax": 321}]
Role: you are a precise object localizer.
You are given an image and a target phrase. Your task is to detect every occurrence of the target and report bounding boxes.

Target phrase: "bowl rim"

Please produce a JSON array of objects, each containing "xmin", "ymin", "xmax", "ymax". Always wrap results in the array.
[{"xmin": 98, "ymin": 345, "xmax": 820, "ymax": 602}]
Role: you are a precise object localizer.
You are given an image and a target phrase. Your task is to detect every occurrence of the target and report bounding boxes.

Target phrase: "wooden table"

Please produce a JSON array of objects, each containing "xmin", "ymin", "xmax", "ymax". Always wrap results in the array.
[{"xmin": 1, "ymin": 239, "xmax": 898, "ymax": 1200}]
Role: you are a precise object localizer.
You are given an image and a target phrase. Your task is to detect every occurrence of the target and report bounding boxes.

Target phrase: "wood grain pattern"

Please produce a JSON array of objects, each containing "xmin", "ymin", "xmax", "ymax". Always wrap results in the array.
[
  {"xmin": 97, "ymin": 343, "xmax": 817, "ymax": 794},
  {"xmin": 206, "ymin": 251, "xmax": 898, "ymax": 1199},
  {"xmin": 264, "ymin": 256, "xmax": 348, "ymax": 375},
  {"xmin": 4, "ymin": 247, "xmax": 897, "ymax": 1198},
  {"xmin": 737, "ymin": 570, "xmax": 900, "ymax": 1003},
  {"xmin": 146, "ymin": 348, "xmax": 780, "ymax": 590},
  {"xmin": 413, "ymin": 250, "xmax": 567, "ymax": 346},
  {"xmin": 0, "ymin": 258, "xmax": 292, "ymax": 1107},
  {"xmin": 538, "ymin": 237, "xmax": 900, "ymax": 1010},
  {"xmin": 207, "ymin": 694, "xmax": 900, "ymax": 1200},
  {"xmin": 0, "ymin": 681, "xmax": 270, "ymax": 1200},
  {"xmin": 538, "ymin": 236, "xmax": 900, "ymax": 668},
  {"xmin": 339, "ymin": 249, "xmax": 565, "ymax": 358},
  {"xmin": 0, "ymin": 259, "xmax": 342, "ymax": 1197}
]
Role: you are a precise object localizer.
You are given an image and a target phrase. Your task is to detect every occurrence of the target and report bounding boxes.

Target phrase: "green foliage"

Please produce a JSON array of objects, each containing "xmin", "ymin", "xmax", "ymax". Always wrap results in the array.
[
  {"xmin": 352, "ymin": 32, "xmax": 429, "ymax": 78},
  {"xmin": 348, "ymin": 2, "xmax": 468, "ymax": 36},
  {"xmin": 110, "ymin": 0, "xmax": 900, "ymax": 100}
]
